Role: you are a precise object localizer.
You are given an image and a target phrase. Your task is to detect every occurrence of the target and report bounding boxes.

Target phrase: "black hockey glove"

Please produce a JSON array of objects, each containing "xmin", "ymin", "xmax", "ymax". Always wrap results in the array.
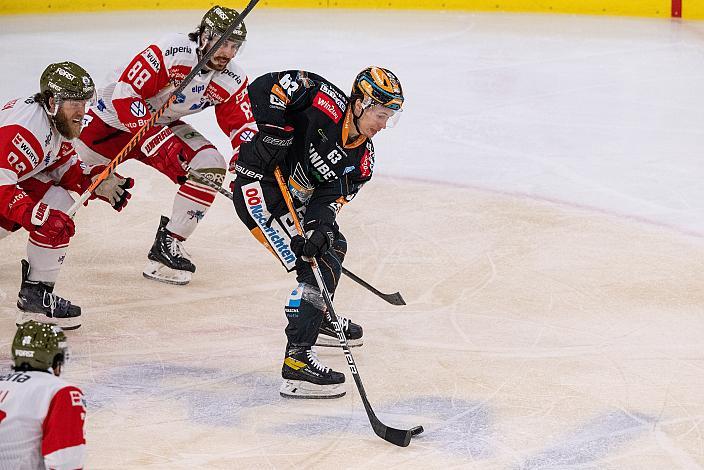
[
  {"xmin": 253, "ymin": 124, "xmax": 293, "ymax": 173},
  {"xmin": 290, "ymin": 225, "xmax": 335, "ymax": 258}
]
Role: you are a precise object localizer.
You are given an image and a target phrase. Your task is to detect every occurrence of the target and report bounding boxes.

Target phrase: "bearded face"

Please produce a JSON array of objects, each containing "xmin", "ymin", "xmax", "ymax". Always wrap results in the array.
[{"xmin": 51, "ymin": 98, "xmax": 88, "ymax": 139}]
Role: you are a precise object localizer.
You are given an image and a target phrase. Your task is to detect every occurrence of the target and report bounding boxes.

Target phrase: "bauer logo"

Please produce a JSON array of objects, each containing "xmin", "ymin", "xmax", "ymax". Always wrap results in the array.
[
  {"xmin": 313, "ymin": 92, "xmax": 341, "ymax": 124},
  {"xmin": 130, "ymin": 101, "xmax": 147, "ymax": 118}
]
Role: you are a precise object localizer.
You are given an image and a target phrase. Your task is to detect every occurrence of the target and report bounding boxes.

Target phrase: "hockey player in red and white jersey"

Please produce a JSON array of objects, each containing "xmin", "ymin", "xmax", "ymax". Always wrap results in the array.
[
  {"xmin": 77, "ymin": 5, "xmax": 256, "ymax": 285},
  {"xmin": 0, "ymin": 321, "xmax": 86, "ymax": 469},
  {"xmin": 0, "ymin": 62, "xmax": 134, "ymax": 330}
]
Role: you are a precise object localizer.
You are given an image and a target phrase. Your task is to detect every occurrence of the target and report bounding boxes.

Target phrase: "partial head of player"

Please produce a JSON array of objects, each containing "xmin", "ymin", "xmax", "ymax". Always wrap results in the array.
[
  {"xmin": 37, "ymin": 61, "xmax": 96, "ymax": 139},
  {"xmin": 350, "ymin": 66, "xmax": 404, "ymax": 139},
  {"xmin": 12, "ymin": 320, "xmax": 69, "ymax": 377},
  {"xmin": 194, "ymin": 5, "xmax": 247, "ymax": 72}
]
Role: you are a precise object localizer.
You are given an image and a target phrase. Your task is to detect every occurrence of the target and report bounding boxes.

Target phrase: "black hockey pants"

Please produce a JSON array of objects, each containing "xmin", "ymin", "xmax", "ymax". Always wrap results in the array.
[{"xmin": 232, "ymin": 175, "xmax": 347, "ymax": 346}]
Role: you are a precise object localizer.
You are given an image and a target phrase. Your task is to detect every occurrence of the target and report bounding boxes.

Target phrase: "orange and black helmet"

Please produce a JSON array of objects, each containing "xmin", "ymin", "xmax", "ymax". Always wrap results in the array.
[{"xmin": 351, "ymin": 66, "xmax": 404, "ymax": 111}]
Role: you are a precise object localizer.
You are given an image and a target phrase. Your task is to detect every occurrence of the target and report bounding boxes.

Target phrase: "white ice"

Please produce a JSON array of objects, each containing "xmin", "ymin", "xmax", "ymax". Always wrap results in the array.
[{"xmin": 1, "ymin": 8, "xmax": 704, "ymax": 469}]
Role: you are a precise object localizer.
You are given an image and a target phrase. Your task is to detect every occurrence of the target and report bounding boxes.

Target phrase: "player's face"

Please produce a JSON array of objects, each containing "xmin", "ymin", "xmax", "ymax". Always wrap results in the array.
[
  {"xmin": 206, "ymin": 37, "xmax": 244, "ymax": 71},
  {"xmin": 53, "ymin": 98, "xmax": 90, "ymax": 139},
  {"xmin": 357, "ymin": 105, "xmax": 397, "ymax": 139}
]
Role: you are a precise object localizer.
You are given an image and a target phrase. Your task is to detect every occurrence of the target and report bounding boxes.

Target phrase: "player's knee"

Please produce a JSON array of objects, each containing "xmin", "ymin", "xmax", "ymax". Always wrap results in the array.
[
  {"xmin": 332, "ymin": 232, "xmax": 347, "ymax": 261},
  {"xmin": 290, "ymin": 282, "xmax": 324, "ymax": 311},
  {"xmin": 189, "ymin": 150, "xmax": 226, "ymax": 187}
]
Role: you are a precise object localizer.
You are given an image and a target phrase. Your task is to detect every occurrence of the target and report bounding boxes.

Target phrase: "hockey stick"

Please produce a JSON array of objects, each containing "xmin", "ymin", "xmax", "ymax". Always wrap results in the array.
[
  {"xmin": 273, "ymin": 166, "xmax": 423, "ymax": 447},
  {"xmin": 340, "ymin": 267, "xmax": 405, "ymax": 305},
  {"xmin": 187, "ymin": 168, "xmax": 406, "ymax": 305},
  {"xmin": 67, "ymin": 0, "xmax": 260, "ymax": 216}
]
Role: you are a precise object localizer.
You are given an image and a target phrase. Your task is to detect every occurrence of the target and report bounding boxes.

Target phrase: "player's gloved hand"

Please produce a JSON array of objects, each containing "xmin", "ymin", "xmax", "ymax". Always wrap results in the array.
[
  {"xmin": 139, "ymin": 126, "xmax": 185, "ymax": 163},
  {"xmin": 290, "ymin": 225, "xmax": 335, "ymax": 258},
  {"xmin": 252, "ymin": 124, "xmax": 293, "ymax": 173},
  {"xmin": 90, "ymin": 167, "xmax": 134, "ymax": 212},
  {"xmin": 21, "ymin": 202, "xmax": 76, "ymax": 245}
]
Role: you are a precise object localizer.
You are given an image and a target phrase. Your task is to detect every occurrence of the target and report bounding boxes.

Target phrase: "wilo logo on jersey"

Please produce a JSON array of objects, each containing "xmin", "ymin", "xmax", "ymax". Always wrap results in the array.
[
  {"xmin": 12, "ymin": 133, "xmax": 39, "ymax": 166},
  {"xmin": 141, "ymin": 47, "xmax": 161, "ymax": 72},
  {"xmin": 243, "ymin": 183, "xmax": 296, "ymax": 269}
]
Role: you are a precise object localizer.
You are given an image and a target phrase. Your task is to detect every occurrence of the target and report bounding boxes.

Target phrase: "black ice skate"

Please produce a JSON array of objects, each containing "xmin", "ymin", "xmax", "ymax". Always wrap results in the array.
[
  {"xmin": 16, "ymin": 260, "xmax": 81, "ymax": 330},
  {"xmin": 280, "ymin": 346, "xmax": 346, "ymax": 399},
  {"xmin": 143, "ymin": 215, "xmax": 196, "ymax": 285},
  {"xmin": 316, "ymin": 312, "xmax": 364, "ymax": 348}
]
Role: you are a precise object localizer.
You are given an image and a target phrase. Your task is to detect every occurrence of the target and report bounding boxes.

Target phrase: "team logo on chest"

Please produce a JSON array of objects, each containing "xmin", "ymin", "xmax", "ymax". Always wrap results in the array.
[{"xmin": 130, "ymin": 101, "xmax": 147, "ymax": 118}]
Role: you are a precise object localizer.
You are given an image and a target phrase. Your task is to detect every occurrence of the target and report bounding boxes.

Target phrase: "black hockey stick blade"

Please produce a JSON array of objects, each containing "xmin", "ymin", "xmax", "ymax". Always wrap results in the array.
[
  {"xmin": 371, "ymin": 420, "xmax": 424, "ymax": 447},
  {"xmin": 341, "ymin": 267, "xmax": 406, "ymax": 306}
]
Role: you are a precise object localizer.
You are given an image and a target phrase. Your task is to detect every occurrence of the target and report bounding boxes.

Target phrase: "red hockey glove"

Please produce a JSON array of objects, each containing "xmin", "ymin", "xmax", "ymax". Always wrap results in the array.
[{"xmin": 21, "ymin": 202, "xmax": 75, "ymax": 245}]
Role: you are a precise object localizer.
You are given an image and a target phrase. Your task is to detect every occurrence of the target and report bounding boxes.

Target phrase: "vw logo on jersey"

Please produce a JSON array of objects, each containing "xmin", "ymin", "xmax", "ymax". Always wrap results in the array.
[
  {"xmin": 130, "ymin": 101, "xmax": 147, "ymax": 118},
  {"xmin": 241, "ymin": 130, "xmax": 255, "ymax": 142}
]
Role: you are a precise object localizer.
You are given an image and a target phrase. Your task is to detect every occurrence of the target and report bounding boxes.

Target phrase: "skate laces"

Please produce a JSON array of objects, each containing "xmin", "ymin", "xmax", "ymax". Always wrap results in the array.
[
  {"xmin": 306, "ymin": 349, "xmax": 330, "ymax": 373},
  {"xmin": 42, "ymin": 291, "xmax": 68, "ymax": 316},
  {"xmin": 166, "ymin": 233, "xmax": 191, "ymax": 259}
]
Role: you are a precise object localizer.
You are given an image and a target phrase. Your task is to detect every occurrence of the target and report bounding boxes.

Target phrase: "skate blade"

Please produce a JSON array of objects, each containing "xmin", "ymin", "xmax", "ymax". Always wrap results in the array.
[
  {"xmin": 16, "ymin": 310, "xmax": 81, "ymax": 331},
  {"xmin": 315, "ymin": 335, "xmax": 363, "ymax": 348},
  {"xmin": 279, "ymin": 379, "xmax": 346, "ymax": 399},
  {"xmin": 142, "ymin": 260, "xmax": 192, "ymax": 286}
]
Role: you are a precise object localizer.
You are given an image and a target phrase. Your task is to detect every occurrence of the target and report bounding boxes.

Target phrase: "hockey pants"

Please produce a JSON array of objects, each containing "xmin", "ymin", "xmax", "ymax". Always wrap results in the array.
[{"xmin": 232, "ymin": 175, "xmax": 347, "ymax": 346}]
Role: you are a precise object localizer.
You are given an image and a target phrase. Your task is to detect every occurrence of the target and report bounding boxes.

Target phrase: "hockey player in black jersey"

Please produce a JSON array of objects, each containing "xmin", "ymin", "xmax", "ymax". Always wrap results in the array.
[{"xmin": 231, "ymin": 67, "xmax": 404, "ymax": 399}]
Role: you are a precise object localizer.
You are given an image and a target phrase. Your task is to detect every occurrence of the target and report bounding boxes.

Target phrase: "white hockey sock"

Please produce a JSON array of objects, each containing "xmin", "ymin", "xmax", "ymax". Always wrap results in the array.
[
  {"xmin": 26, "ymin": 238, "xmax": 68, "ymax": 284},
  {"xmin": 166, "ymin": 179, "xmax": 217, "ymax": 239}
]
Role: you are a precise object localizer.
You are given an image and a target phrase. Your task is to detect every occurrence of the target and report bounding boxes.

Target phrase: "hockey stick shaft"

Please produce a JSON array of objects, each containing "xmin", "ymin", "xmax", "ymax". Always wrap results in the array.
[
  {"xmin": 273, "ymin": 166, "xmax": 422, "ymax": 447},
  {"xmin": 67, "ymin": 0, "xmax": 260, "ymax": 216},
  {"xmin": 187, "ymin": 168, "xmax": 406, "ymax": 305}
]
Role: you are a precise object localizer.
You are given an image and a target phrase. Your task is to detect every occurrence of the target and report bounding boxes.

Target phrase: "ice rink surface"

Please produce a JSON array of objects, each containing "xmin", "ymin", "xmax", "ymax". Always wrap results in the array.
[{"xmin": 2, "ymin": 7, "xmax": 704, "ymax": 469}]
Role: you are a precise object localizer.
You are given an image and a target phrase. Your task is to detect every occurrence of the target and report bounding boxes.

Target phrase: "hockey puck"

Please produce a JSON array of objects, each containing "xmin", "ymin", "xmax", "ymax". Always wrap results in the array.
[{"xmin": 410, "ymin": 426, "xmax": 424, "ymax": 436}]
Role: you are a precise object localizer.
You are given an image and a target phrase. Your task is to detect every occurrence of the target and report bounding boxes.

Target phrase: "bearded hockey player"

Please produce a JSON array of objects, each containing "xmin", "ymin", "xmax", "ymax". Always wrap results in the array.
[
  {"xmin": 0, "ymin": 321, "xmax": 86, "ymax": 469},
  {"xmin": 231, "ymin": 67, "xmax": 404, "ymax": 398},
  {"xmin": 77, "ymin": 5, "xmax": 256, "ymax": 285},
  {"xmin": 0, "ymin": 62, "xmax": 133, "ymax": 330}
]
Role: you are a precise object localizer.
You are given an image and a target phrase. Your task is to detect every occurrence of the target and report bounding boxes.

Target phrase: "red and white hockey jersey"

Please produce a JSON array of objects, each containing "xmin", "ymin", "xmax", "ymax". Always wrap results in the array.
[
  {"xmin": 0, "ymin": 98, "xmax": 87, "ymax": 226},
  {"xmin": 0, "ymin": 370, "xmax": 86, "ymax": 470},
  {"xmin": 92, "ymin": 32, "xmax": 256, "ymax": 157}
]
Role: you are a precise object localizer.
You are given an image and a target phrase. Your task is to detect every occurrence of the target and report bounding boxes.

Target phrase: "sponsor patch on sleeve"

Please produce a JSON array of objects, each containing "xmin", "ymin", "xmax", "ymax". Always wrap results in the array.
[
  {"xmin": 312, "ymin": 91, "xmax": 342, "ymax": 124},
  {"xmin": 140, "ymin": 46, "xmax": 162, "ymax": 72}
]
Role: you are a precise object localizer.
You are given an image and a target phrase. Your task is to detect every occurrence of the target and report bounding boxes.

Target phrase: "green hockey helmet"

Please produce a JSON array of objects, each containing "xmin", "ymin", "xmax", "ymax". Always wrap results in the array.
[
  {"xmin": 40, "ymin": 61, "xmax": 95, "ymax": 104},
  {"xmin": 200, "ymin": 5, "xmax": 247, "ymax": 43},
  {"xmin": 12, "ymin": 320, "xmax": 68, "ymax": 371}
]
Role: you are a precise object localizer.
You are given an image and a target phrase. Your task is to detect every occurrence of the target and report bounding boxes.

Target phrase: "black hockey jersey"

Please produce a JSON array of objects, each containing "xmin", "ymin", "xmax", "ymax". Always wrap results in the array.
[{"xmin": 237, "ymin": 70, "xmax": 375, "ymax": 229}]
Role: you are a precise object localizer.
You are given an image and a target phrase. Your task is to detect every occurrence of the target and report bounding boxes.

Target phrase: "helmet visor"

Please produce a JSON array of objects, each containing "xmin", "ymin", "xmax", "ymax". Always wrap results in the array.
[
  {"xmin": 364, "ymin": 101, "xmax": 402, "ymax": 128},
  {"xmin": 205, "ymin": 35, "xmax": 246, "ymax": 58}
]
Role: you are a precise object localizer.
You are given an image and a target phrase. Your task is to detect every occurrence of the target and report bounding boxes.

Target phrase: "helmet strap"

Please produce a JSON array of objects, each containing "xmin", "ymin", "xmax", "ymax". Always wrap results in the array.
[{"xmin": 43, "ymin": 96, "xmax": 61, "ymax": 118}]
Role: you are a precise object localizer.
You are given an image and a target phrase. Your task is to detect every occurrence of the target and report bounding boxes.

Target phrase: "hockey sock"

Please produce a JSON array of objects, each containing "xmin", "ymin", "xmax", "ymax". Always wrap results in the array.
[{"xmin": 26, "ymin": 234, "xmax": 68, "ymax": 283}]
